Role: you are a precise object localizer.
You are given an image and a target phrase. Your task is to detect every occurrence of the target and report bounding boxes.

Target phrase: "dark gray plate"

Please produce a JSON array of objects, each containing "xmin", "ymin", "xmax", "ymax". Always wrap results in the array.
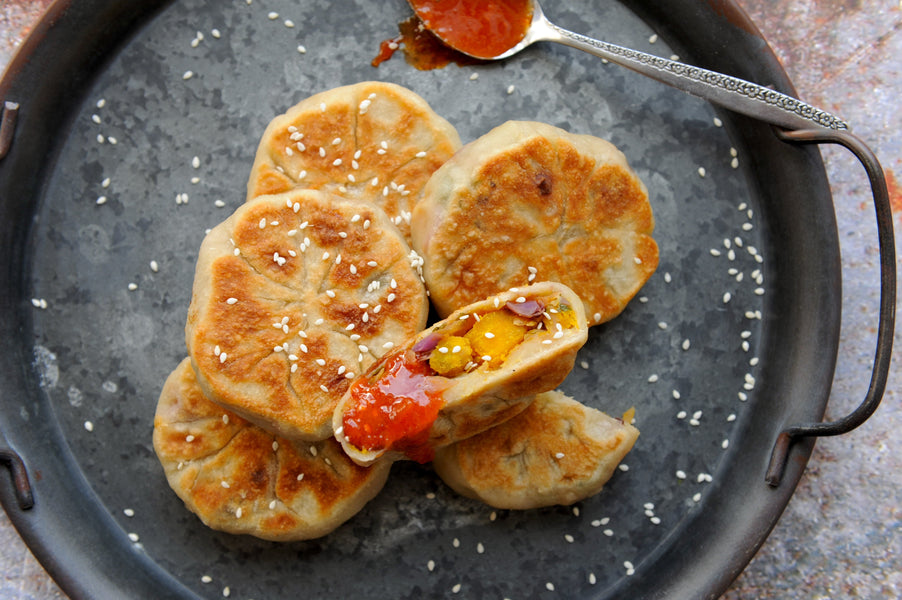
[{"xmin": 0, "ymin": 0, "xmax": 841, "ymax": 598}]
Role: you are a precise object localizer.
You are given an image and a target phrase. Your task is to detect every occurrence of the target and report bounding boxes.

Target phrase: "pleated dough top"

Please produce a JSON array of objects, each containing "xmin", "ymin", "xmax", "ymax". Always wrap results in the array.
[
  {"xmin": 411, "ymin": 120, "xmax": 658, "ymax": 322},
  {"xmin": 186, "ymin": 189, "xmax": 429, "ymax": 441},
  {"xmin": 153, "ymin": 359, "xmax": 391, "ymax": 541},
  {"xmin": 247, "ymin": 81, "xmax": 462, "ymax": 243}
]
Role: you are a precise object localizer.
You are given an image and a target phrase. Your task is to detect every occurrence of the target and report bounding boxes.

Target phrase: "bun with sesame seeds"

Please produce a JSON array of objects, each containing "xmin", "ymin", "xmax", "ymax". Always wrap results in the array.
[
  {"xmin": 410, "ymin": 120, "xmax": 658, "ymax": 324},
  {"xmin": 332, "ymin": 281, "xmax": 589, "ymax": 466},
  {"xmin": 432, "ymin": 390, "xmax": 639, "ymax": 510},
  {"xmin": 153, "ymin": 359, "xmax": 391, "ymax": 541},
  {"xmin": 247, "ymin": 81, "xmax": 462, "ymax": 244},
  {"xmin": 185, "ymin": 189, "xmax": 429, "ymax": 442}
]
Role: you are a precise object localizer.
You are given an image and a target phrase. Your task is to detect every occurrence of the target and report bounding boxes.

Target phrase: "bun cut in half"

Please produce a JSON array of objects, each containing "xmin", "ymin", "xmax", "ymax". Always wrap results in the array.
[
  {"xmin": 333, "ymin": 281, "xmax": 589, "ymax": 466},
  {"xmin": 433, "ymin": 390, "xmax": 639, "ymax": 510}
]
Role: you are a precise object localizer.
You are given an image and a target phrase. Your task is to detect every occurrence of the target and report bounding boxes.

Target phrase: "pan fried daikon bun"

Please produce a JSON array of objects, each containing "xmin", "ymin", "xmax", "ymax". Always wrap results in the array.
[
  {"xmin": 411, "ymin": 120, "xmax": 658, "ymax": 323},
  {"xmin": 153, "ymin": 359, "xmax": 391, "ymax": 541},
  {"xmin": 333, "ymin": 281, "xmax": 589, "ymax": 466},
  {"xmin": 247, "ymin": 81, "xmax": 462, "ymax": 243},
  {"xmin": 185, "ymin": 189, "xmax": 429, "ymax": 442},
  {"xmin": 433, "ymin": 390, "xmax": 639, "ymax": 509}
]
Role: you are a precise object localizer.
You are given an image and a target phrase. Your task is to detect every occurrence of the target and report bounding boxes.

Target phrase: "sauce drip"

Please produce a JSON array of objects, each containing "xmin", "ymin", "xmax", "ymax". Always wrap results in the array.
[
  {"xmin": 408, "ymin": 0, "xmax": 533, "ymax": 59},
  {"xmin": 342, "ymin": 351, "xmax": 444, "ymax": 463},
  {"xmin": 372, "ymin": 15, "xmax": 483, "ymax": 71}
]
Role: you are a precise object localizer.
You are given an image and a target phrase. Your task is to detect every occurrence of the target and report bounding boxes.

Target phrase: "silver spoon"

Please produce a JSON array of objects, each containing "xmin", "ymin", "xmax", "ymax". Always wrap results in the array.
[{"xmin": 410, "ymin": 0, "xmax": 848, "ymax": 131}]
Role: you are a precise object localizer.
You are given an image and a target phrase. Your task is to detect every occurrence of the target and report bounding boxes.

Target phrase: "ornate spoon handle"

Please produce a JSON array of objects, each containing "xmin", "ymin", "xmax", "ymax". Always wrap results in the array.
[{"xmin": 535, "ymin": 20, "xmax": 849, "ymax": 131}]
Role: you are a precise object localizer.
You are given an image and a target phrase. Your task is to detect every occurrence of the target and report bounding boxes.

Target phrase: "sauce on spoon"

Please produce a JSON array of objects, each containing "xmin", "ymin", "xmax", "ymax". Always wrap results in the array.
[{"xmin": 407, "ymin": 0, "xmax": 533, "ymax": 60}]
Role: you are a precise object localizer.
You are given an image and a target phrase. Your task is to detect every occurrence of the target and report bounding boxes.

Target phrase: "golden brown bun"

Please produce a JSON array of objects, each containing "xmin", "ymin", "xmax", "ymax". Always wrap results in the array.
[
  {"xmin": 433, "ymin": 391, "xmax": 639, "ymax": 509},
  {"xmin": 411, "ymin": 120, "xmax": 658, "ymax": 323},
  {"xmin": 248, "ymin": 81, "xmax": 462, "ymax": 243},
  {"xmin": 186, "ymin": 190, "xmax": 429, "ymax": 441},
  {"xmin": 153, "ymin": 359, "xmax": 391, "ymax": 541},
  {"xmin": 333, "ymin": 281, "xmax": 588, "ymax": 466}
]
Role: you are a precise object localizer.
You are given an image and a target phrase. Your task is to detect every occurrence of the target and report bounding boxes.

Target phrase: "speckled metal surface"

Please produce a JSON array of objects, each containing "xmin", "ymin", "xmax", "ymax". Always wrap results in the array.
[{"xmin": 0, "ymin": 0, "xmax": 899, "ymax": 599}]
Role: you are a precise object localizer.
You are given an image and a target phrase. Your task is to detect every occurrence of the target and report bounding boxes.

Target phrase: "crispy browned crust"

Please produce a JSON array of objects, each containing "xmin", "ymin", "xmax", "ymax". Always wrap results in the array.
[
  {"xmin": 433, "ymin": 391, "xmax": 639, "ymax": 509},
  {"xmin": 186, "ymin": 190, "xmax": 429, "ymax": 441},
  {"xmin": 247, "ymin": 81, "xmax": 462, "ymax": 242},
  {"xmin": 411, "ymin": 120, "xmax": 658, "ymax": 322},
  {"xmin": 333, "ymin": 281, "xmax": 589, "ymax": 466},
  {"xmin": 152, "ymin": 359, "xmax": 391, "ymax": 541}
]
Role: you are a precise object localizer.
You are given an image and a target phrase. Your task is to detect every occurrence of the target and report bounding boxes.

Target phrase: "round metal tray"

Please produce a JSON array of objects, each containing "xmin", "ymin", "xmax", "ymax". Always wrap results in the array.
[{"xmin": 1, "ymin": 0, "xmax": 891, "ymax": 598}]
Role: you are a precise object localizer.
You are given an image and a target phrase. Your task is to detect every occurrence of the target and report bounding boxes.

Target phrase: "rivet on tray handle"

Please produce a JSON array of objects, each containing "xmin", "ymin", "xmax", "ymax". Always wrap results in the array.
[
  {"xmin": 0, "ymin": 447, "xmax": 35, "ymax": 510},
  {"xmin": 0, "ymin": 101, "xmax": 20, "ymax": 161},
  {"xmin": 765, "ymin": 128, "xmax": 896, "ymax": 487}
]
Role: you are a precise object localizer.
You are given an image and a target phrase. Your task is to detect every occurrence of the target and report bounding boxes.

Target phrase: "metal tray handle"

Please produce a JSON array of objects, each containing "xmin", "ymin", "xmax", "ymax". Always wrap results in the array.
[
  {"xmin": 0, "ymin": 447, "xmax": 35, "ymax": 510},
  {"xmin": 765, "ymin": 128, "xmax": 896, "ymax": 486}
]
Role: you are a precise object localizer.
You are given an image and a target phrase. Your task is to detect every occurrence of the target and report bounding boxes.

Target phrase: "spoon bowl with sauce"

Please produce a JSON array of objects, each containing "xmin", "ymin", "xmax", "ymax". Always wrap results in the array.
[{"xmin": 407, "ymin": 0, "xmax": 848, "ymax": 132}]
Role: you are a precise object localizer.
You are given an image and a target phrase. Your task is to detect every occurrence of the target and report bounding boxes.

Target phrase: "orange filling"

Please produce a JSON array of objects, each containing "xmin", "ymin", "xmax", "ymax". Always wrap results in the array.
[
  {"xmin": 342, "ymin": 351, "xmax": 445, "ymax": 463},
  {"xmin": 408, "ymin": 0, "xmax": 533, "ymax": 59}
]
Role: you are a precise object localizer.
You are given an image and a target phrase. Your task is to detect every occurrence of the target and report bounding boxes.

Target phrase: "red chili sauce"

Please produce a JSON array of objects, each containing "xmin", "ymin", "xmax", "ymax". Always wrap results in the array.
[
  {"xmin": 408, "ymin": 0, "xmax": 533, "ymax": 59},
  {"xmin": 342, "ymin": 350, "xmax": 446, "ymax": 463},
  {"xmin": 372, "ymin": 15, "xmax": 484, "ymax": 70}
]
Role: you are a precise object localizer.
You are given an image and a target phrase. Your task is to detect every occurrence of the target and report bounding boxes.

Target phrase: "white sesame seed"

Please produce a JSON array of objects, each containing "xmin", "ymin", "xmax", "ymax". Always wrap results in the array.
[
  {"xmin": 182, "ymin": 70, "xmax": 194, "ymax": 80},
  {"xmin": 84, "ymin": 421, "xmax": 94, "ymax": 432},
  {"xmin": 128, "ymin": 532, "xmax": 140, "ymax": 542},
  {"xmin": 697, "ymin": 166, "xmax": 706, "ymax": 178},
  {"xmin": 676, "ymin": 470, "xmax": 687, "ymax": 479},
  {"xmin": 149, "ymin": 260, "xmax": 159, "ymax": 272}
]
